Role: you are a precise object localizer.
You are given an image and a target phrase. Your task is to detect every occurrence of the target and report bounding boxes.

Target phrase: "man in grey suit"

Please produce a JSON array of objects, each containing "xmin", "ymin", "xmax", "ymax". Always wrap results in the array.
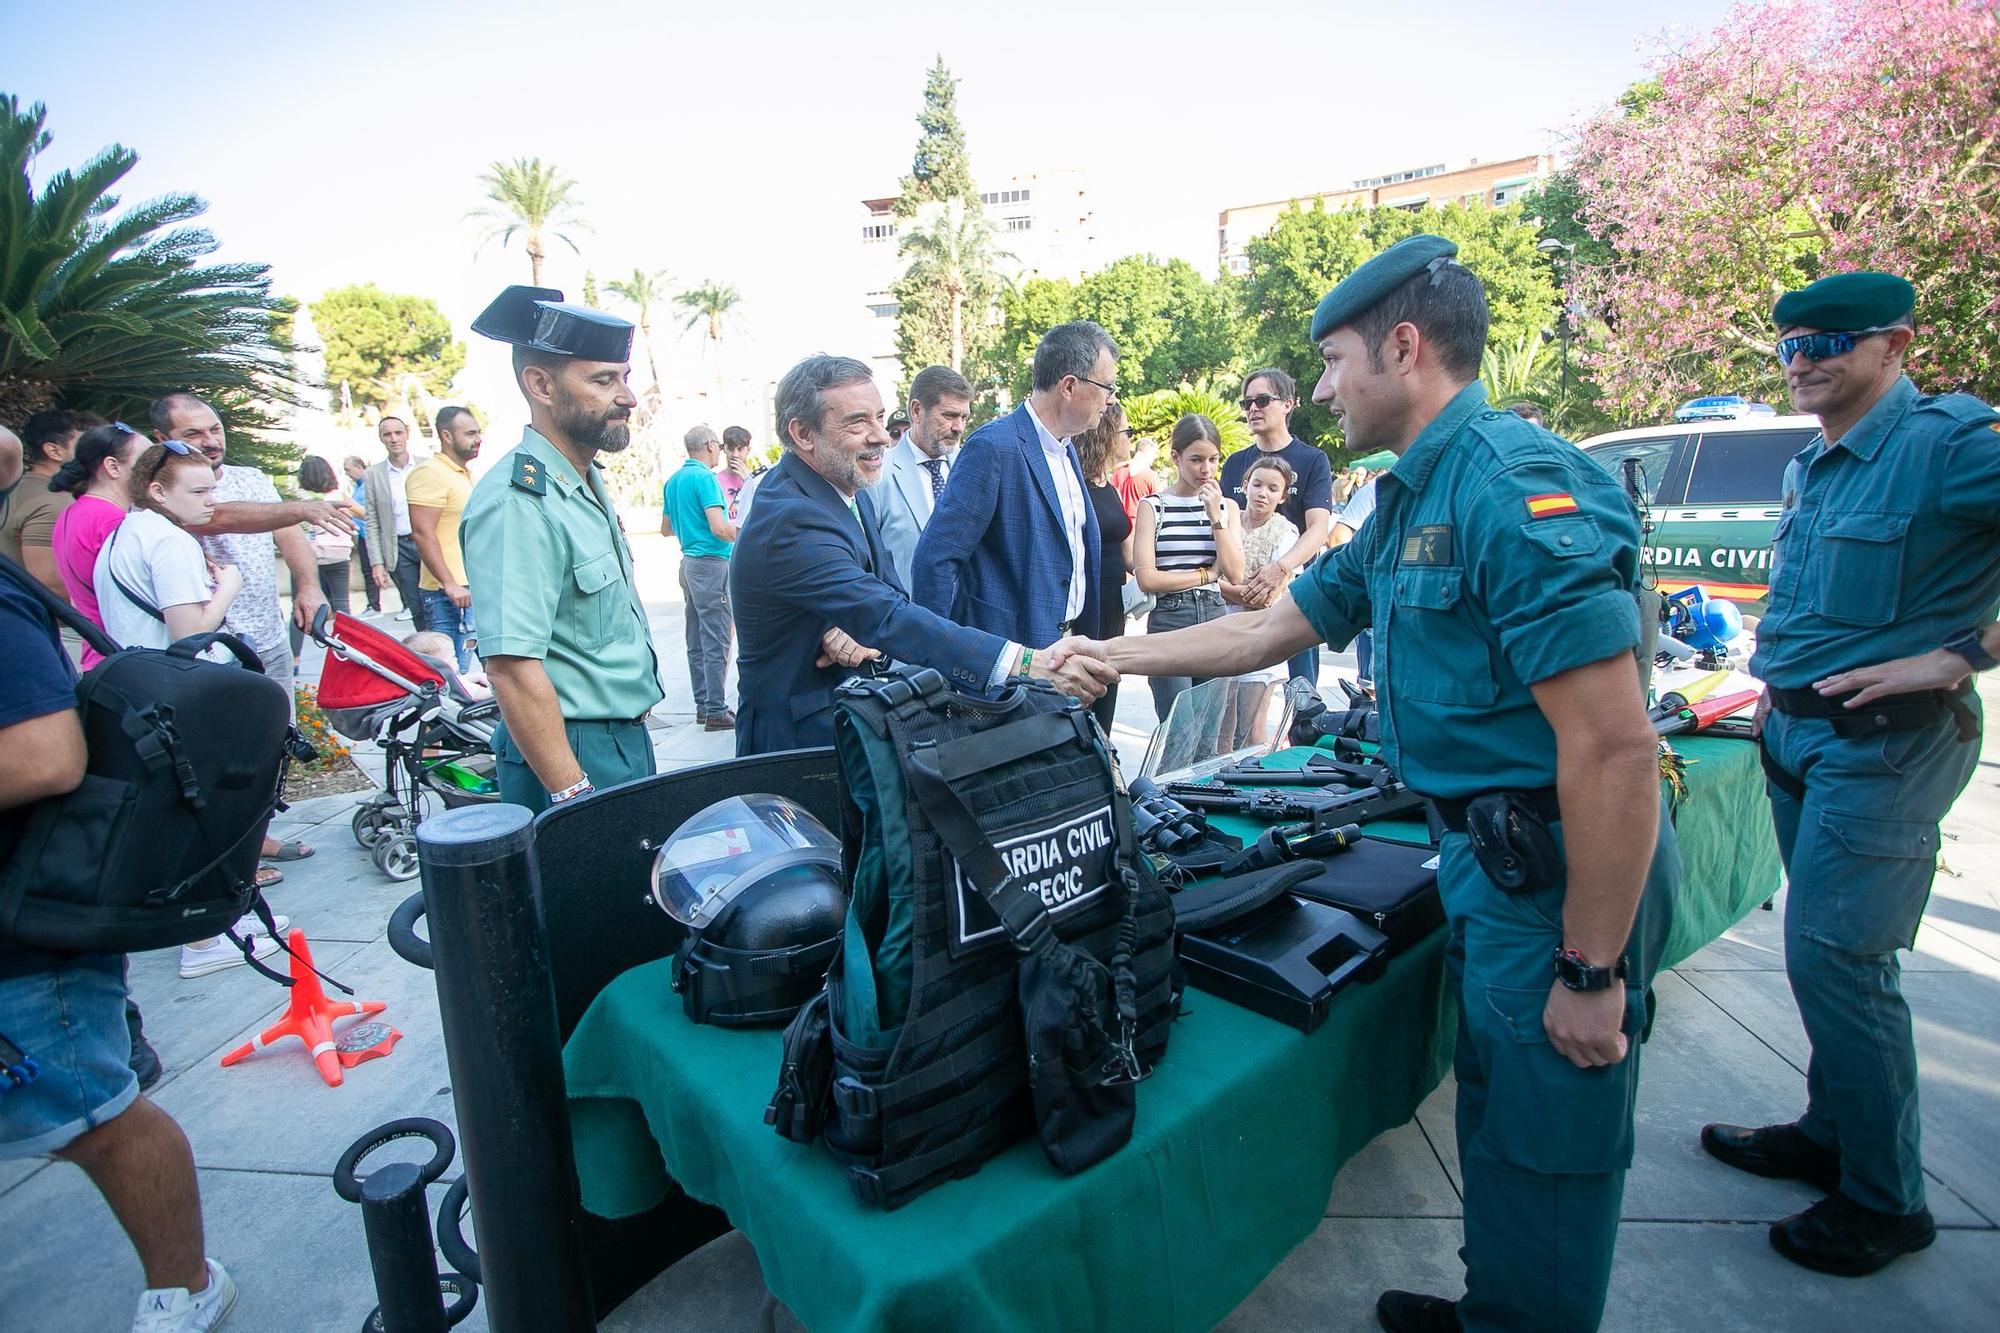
[
  {"xmin": 875, "ymin": 364, "xmax": 972, "ymax": 590},
  {"xmin": 360, "ymin": 416, "xmax": 428, "ymax": 627}
]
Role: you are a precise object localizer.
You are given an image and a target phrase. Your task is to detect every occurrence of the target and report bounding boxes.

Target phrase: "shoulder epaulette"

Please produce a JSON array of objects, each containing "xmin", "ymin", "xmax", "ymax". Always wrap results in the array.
[
  {"xmin": 1913, "ymin": 391, "xmax": 2000, "ymax": 428},
  {"xmin": 510, "ymin": 453, "xmax": 547, "ymax": 496}
]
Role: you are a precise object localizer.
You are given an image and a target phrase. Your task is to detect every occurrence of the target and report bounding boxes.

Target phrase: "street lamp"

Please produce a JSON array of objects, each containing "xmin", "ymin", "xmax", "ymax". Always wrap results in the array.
[{"xmin": 1537, "ymin": 238, "xmax": 1576, "ymax": 416}]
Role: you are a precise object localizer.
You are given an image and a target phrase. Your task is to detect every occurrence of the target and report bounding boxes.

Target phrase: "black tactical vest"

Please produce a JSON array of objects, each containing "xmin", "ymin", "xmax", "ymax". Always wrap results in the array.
[{"xmin": 771, "ymin": 669, "xmax": 1178, "ymax": 1209}]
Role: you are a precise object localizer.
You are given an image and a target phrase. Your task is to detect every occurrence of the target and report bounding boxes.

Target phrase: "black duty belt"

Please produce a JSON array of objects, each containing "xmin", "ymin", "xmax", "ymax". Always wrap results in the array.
[
  {"xmin": 1426, "ymin": 785, "xmax": 1560, "ymax": 835},
  {"xmin": 1766, "ymin": 685, "xmax": 1977, "ymax": 742}
]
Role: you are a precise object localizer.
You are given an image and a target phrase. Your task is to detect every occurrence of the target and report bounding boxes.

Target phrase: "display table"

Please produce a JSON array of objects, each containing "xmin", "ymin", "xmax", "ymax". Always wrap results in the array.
[{"xmin": 563, "ymin": 734, "xmax": 1779, "ymax": 1332}]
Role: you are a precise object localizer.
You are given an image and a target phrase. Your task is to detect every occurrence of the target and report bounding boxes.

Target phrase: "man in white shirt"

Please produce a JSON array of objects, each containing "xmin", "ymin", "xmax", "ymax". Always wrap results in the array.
[
  {"xmin": 875, "ymin": 364, "xmax": 972, "ymax": 589},
  {"xmin": 361, "ymin": 416, "xmax": 428, "ymax": 627}
]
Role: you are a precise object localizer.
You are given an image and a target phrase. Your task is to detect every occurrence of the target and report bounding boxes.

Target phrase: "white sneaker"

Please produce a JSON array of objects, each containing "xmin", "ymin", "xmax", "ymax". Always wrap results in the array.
[
  {"xmin": 179, "ymin": 931, "xmax": 283, "ymax": 979},
  {"xmin": 395, "ymin": 610, "xmax": 413, "ymax": 622},
  {"xmin": 133, "ymin": 1257, "xmax": 237, "ymax": 1332}
]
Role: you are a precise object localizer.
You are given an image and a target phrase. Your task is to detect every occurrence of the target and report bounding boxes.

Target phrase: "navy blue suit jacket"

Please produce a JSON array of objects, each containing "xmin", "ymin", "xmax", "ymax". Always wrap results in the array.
[
  {"xmin": 910, "ymin": 403, "xmax": 1100, "ymax": 647},
  {"xmin": 730, "ymin": 451, "xmax": 1007, "ymax": 756}
]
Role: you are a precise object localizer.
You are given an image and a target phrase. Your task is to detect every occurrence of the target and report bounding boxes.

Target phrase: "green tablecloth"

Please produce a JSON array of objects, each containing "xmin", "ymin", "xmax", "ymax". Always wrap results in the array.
[{"xmin": 563, "ymin": 734, "xmax": 1779, "ymax": 1332}]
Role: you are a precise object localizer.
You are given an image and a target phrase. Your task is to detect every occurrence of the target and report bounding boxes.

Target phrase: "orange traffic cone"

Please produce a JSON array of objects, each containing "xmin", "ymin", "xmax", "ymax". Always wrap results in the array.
[{"xmin": 219, "ymin": 930, "xmax": 394, "ymax": 1087}]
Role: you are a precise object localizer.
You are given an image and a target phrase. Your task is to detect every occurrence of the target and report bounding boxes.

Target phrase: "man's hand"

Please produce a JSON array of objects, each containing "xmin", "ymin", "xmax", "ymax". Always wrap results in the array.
[
  {"xmin": 1751, "ymin": 689, "xmax": 1771, "ymax": 739},
  {"xmin": 816, "ymin": 626, "xmax": 881, "ymax": 670},
  {"xmin": 300, "ymin": 499, "xmax": 358, "ymax": 538},
  {"xmin": 371, "ymin": 563, "xmax": 391, "ymax": 590},
  {"xmin": 1030, "ymin": 638, "xmax": 1117, "ymax": 703},
  {"xmin": 1243, "ymin": 562, "xmax": 1285, "ymax": 608},
  {"xmin": 292, "ymin": 581, "xmax": 327, "ymax": 630},
  {"xmin": 1544, "ymin": 981, "xmax": 1629, "ymax": 1069},
  {"xmin": 445, "ymin": 582, "xmax": 471, "ymax": 611},
  {"xmin": 1814, "ymin": 649, "xmax": 1970, "ymax": 707}
]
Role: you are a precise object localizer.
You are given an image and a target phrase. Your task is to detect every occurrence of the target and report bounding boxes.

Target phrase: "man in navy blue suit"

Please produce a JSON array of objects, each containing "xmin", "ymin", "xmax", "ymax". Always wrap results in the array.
[
  {"xmin": 911, "ymin": 322, "xmax": 1114, "ymax": 647},
  {"xmin": 730, "ymin": 355, "xmax": 1115, "ymax": 756}
]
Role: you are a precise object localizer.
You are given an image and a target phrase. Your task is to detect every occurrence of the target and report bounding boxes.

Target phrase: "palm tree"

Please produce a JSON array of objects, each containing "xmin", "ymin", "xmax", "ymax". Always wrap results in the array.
[
  {"xmin": 468, "ymin": 157, "xmax": 587, "ymax": 285},
  {"xmin": 896, "ymin": 198, "xmax": 1005, "ymax": 372},
  {"xmin": 1480, "ymin": 332, "xmax": 1560, "ymax": 419},
  {"xmin": 607, "ymin": 267, "xmax": 672, "ymax": 406},
  {"xmin": 673, "ymin": 280, "xmax": 741, "ymax": 414},
  {"xmin": 0, "ymin": 95, "xmax": 300, "ymax": 464}
]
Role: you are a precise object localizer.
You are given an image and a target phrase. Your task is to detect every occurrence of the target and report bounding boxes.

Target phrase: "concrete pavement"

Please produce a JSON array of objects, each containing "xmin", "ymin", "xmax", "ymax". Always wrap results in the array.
[{"xmin": 4, "ymin": 531, "xmax": 1996, "ymax": 1331}]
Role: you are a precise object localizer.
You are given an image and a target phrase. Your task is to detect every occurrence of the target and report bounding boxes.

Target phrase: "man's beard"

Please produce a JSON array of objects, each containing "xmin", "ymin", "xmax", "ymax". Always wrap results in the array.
[{"xmin": 553, "ymin": 388, "xmax": 632, "ymax": 453}]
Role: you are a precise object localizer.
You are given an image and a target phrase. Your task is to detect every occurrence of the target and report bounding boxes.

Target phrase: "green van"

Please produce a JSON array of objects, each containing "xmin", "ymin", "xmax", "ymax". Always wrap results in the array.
[{"xmin": 1577, "ymin": 412, "xmax": 1821, "ymax": 606}]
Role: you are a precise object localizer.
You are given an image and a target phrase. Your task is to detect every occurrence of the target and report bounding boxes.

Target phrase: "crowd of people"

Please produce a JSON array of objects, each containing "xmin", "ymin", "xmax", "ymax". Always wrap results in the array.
[{"xmin": 3, "ymin": 246, "xmax": 1995, "ymax": 1333}]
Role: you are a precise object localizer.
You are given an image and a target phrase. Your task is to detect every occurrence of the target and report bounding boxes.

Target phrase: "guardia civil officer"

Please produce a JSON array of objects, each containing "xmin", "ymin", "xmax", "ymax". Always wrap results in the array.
[
  {"xmin": 460, "ymin": 285, "xmax": 665, "ymax": 813},
  {"xmin": 1081, "ymin": 235, "xmax": 1678, "ymax": 1333},
  {"xmin": 1701, "ymin": 272, "xmax": 2000, "ymax": 1275}
]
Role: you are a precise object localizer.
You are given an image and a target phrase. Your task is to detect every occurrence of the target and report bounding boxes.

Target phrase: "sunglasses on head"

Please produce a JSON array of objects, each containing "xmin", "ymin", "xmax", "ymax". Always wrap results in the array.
[
  {"xmin": 1775, "ymin": 326, "xmax": 1895, "ymax": 367},
  {"xmin": 1240, "ymin": 392, "xmax": 1286, "ymax": 412}
]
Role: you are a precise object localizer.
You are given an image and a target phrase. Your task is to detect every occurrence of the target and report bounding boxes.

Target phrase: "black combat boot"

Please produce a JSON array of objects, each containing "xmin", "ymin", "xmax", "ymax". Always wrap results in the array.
[
  {"xmin": 1770, "ymin": 1192, "xmax": 1936, "ymax": 1276},
  {"xmin": 1700, "ymin": 1121, "xmax": 1841, "ymax": 1193},
  {"xmin": 1376, "ymin": 1290, "xmax": 1461, "ymax": 1332}
]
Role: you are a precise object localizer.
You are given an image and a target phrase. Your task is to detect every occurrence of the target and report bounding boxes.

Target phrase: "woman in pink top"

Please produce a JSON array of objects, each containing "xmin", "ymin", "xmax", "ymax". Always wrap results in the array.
[{"xmin": 47, "ymin": 422, "xmax": 146, "ymax": 667}]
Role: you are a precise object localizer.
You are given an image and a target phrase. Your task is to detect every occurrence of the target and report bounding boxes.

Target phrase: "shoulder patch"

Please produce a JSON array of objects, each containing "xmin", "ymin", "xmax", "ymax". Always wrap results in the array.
[
  {"xmin": 1914, "ymin": 391, "xmax": 2000, "ymax": 427},
  {"xmin": 1525, "ymin": 492, "xmax": 1579, "ymax": 519},
  {"xmin": 510, "ymin": 454, "xmax": 546, "ymax": 495}
]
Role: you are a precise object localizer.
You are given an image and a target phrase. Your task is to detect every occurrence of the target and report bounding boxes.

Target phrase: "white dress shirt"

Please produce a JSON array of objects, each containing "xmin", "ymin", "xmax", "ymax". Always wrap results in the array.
[{"xmin": 1023, "ymin": 401, "xmax": 1088, "ymax": 624}]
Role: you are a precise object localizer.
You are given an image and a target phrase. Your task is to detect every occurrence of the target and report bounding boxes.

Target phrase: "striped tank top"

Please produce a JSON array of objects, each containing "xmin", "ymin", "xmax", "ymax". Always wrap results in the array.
[{"xmin": 1148, "ymin": 492, "xmax": 1217, "ymax": 577}]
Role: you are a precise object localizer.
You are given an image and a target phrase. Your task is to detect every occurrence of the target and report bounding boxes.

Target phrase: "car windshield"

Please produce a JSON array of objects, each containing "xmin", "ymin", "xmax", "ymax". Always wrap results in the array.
[
  {"xmin": 1584, "ymin": 436, "xmax": 1681, "ymax": 505},
  {"xmin": 1683, "ymin": 430, "xmax": 1815, "ymax": 505}
]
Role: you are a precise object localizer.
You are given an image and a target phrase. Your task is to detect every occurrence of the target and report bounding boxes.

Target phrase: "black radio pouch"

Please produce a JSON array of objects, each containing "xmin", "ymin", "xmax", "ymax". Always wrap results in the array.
[
  {"xmin": 1018, "ymin": 937, "xmax": 1139, "ymax": 1175},
  {"xmin": 1463, "ymin": 792, "xmax": 1561, "ymax": 895}
]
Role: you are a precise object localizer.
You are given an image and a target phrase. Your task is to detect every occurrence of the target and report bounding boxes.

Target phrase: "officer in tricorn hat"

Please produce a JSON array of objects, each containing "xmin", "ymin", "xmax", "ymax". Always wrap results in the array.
[
  {"xmin": 1701, "ymin": 272, "xmax": 2000, "ymax": 1276},
  {"xmin": 460, "ymin": 286, "xmax": 664, "ymax": 813},
  {"xmin": 1077, "ymin": 235, "xmax": 1678, "ymax": 1331}
]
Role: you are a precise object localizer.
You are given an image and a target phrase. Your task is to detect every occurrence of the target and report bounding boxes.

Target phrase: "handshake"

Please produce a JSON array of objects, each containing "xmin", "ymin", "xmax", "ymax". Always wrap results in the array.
[{"xmin": 816, "ymin": 628, "xmax": 1121, "ymax": 704}]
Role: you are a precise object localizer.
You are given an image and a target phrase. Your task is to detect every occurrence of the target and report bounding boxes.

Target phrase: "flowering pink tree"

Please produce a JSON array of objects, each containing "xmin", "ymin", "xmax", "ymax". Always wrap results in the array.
[{"xmin": 1572, "ymin": 0, "xmax": 2000, "ymax": 421}]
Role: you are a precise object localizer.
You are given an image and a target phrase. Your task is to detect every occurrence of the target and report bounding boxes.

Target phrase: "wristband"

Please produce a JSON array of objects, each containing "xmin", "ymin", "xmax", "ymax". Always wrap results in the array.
[
  {"xmin": 1019, "ymin": 645, "xmax": 1035, "ymax": 676},
  {"xmin": 1943, "ymin": 628, "xmax": 1999, "ymax": 673},
  {"xmin": 549, "ymin": 777, "xmax": 594, "ymax": 804}
]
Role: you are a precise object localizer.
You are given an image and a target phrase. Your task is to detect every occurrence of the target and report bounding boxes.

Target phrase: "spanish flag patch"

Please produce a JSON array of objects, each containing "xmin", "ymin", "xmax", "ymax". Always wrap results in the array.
[{"xmin": 1526, "ymin": 492, "xmax": 1579, "ymax": 518}]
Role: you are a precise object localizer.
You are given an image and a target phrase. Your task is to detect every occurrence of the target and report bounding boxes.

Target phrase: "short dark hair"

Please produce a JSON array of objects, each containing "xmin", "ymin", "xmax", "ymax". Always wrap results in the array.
[
  {"xmin": 298, "ymin": 455, "xmax": 337, "ymax": 493},
  {"xmin": 148, "ymin": 392, "xmax": 209, "ymax": 436},
  {"xmin": 775, "ymin": 355, "xmax": 875, "ymax": 446},
  {"xmin": 910, "ymin": 364, "xmax": 973, "ymax": 410},
  {"xmin": 722, "ymin": 425, "xmax": 753, "ymax": 449},
  {"xmin": 1242, "ymin": 367, "xmax": 1297, "ymax": 401},
  {"xmin": 22, "ymin": 409, "xmax": 82, "ymax": 465},
  {"xmin": 1349, "ymin": 263, "xmax": 1489, "ymax": 382},
  {"xmin": 434, "ymin": 406, "xmax": 473, "ymax": 435},
  {"xmin": 510, "ymin": 345, "xmax": 566, "ymax": 395},
  {"xmin": 1031, "ymin": 321, "xmax": 1118, "ymax": 393}
]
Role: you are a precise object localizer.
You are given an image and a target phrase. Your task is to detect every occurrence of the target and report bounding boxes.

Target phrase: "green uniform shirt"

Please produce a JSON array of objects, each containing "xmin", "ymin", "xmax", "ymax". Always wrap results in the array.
[
  {"xmin": 463, "ymin": 427, "xmax": 664, "ymax": 720},
  {"xmin": 1291, "ymin": 382, "xmax": 1644, "ymax": 799},
  {"xmin": 1751, "ymin": 376, "xmax": 2000, "ymax": 688}
]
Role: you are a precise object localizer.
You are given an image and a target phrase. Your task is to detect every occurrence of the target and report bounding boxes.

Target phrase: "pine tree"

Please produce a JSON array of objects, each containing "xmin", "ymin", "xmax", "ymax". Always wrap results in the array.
[{"xmin": 894, "ymin": 57, "xmax": 976, "ymax": 220}]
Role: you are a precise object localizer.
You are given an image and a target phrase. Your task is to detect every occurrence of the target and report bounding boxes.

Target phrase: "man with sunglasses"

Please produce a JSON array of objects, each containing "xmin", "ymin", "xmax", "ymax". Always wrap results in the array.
[
  {"xmin": 1220, "ymin": 368, "xmax": 1335, "ymax": 689},
  {"xmin": 912, "ymin": 321, "xmax": 1113, "ymax": 652},
  {"xmin": 1701, "ymin": 271, "xmax": 2000, "ymax": 1277}
]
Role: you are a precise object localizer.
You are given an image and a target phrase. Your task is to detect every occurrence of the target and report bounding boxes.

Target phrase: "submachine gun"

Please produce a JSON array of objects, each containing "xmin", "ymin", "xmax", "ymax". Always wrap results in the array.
[{"xmin": 1163, "ymin": 775, "xmax": 1425, "ymax": 830}]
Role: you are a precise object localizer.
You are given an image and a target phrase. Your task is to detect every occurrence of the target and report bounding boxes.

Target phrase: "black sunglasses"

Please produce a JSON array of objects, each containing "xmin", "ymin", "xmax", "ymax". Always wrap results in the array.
[
  {"xmin": 1239, "ymin": 392, "xmax": 1287, "ymax": 412},
  {"xmin": 1775, "ymin": 327, "xmax": 1894, "ymax": 366}
]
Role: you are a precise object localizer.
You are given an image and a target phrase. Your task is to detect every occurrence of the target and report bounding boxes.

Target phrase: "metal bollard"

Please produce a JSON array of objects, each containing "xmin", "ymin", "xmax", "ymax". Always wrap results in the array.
[
  {"xmin": 334, "ymin": 1118, "xmax": 476, "ymax": 1332},
  {"xmin": 416, "ymin": 804, "xmax": 595, "ymax": 1332}
]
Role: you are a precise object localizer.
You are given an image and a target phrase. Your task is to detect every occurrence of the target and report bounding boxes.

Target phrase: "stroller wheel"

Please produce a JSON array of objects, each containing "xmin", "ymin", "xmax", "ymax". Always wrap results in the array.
[
  {"xmin": 374, "ymin": 833, "xmax": 421, "ymax": 882},
  {"xmin": 353, "ymin": 805, "xmax": 397, "ymax": 849}
]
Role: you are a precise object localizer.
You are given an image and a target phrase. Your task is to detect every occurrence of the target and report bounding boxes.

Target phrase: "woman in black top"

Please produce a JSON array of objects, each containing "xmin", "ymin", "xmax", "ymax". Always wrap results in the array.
[{"xmin": 1074, "ymin": 403, "xmax": 1136, "ymax": 732}]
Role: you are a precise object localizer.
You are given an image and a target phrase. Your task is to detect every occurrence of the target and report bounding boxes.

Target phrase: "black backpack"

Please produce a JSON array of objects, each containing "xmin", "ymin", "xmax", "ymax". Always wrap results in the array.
[{"xmin": 0, "ymin": 553, "xmax": 293, "ymax": 966}]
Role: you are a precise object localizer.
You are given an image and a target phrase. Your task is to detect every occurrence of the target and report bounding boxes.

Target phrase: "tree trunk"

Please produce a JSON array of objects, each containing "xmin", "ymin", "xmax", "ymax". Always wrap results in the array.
[
  {"xmin": 529, "ymin": 233, "xmax": 544, "ymax": 285},
  {"xmin": 709, "ymin": 314, "xmax": 725, "ymax": 420},
  {"xmin": 948, "ymin": 286, "xmax": 964, "ymax": 372},
  {"xmin": 640, "ymin": 313, "xmax": 662, "ymax": 409}
]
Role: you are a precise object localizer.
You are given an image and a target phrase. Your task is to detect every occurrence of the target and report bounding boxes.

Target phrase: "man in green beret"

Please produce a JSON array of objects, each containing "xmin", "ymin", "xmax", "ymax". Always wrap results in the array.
[
  {"xmin": 1077, "ymin": 234, "xmax": 1676, "ymax": 1331},
  {"xmin": 1701, "ymin": 272, "xmax": 2000, "ymax": 1275},
  {"xmin": 461, "ymin": 285, "xmax": 665, "ymax": 813}
]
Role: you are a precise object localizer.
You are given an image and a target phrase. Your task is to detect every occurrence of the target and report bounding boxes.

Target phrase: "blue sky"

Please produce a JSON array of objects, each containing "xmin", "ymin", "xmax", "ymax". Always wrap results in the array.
[{"xmin": 3, "ymin": 0, "xmax": 1742, "ymax": 431}]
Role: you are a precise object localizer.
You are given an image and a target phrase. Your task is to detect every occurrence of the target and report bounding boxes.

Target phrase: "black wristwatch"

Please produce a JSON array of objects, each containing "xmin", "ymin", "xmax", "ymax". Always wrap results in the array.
[
  {"xmin": 1942, "ymin": 628, "xmax": 1999, "ymax": 673},
  {"xmin": 1553, "ymin": 947, "xmax": 1627, "ymax": 992}
]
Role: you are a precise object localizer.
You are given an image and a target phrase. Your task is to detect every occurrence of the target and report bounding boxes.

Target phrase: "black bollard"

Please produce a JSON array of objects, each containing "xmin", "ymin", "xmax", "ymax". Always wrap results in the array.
[
  {"xmin": 361, "ymin": 1161, "xmax": 449, "ymax": 1333},
  {"xmin": 417, "ymin": 804, "xmax": 595, "ymax": 1333}
]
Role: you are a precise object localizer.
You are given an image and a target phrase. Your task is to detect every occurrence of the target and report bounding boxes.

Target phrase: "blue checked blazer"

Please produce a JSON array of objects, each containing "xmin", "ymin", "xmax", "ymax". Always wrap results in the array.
[
  {"xmin": 910, "ymin": 403, "xmax": 1101, "ymax": 647},
  {"xmin": 730, "ymin": 450, "xmax": 1007, "ymax": 756}
]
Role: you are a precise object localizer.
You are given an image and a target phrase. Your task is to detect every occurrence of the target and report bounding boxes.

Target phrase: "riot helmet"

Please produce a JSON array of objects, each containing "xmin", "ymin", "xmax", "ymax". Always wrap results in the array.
[{"xmin": 649, "ymin": 795, "xmax": 848, "ymax": 1027}]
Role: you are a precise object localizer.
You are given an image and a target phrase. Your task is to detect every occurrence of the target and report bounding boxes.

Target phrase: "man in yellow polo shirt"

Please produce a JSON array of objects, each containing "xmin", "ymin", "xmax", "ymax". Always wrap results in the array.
[{"xmin": 407, "ymin": 406, "xmax": 482, "ymax": 670}]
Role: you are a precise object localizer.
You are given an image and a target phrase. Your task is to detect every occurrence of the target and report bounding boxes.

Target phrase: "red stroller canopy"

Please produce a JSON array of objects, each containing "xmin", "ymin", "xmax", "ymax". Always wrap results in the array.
[{"xmin": 316, "ymin": 612, "xmax": 448, "ymax": 712}]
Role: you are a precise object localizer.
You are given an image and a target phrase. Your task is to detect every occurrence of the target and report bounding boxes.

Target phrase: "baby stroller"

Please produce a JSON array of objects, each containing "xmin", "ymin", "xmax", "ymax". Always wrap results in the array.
[{"xmin": 309, "ymin": 609, "xmax": 500, "ymax": 881}]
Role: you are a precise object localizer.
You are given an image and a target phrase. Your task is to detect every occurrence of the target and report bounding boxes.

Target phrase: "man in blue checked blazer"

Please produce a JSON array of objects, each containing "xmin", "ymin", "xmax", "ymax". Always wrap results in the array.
[
  {"xmin": 911, "ymin": 322, "xmax": 1116, "ymax": 648},
  {"xmin": 731, "ymin": 355, "xmax": 1115, "ymax": 757}
]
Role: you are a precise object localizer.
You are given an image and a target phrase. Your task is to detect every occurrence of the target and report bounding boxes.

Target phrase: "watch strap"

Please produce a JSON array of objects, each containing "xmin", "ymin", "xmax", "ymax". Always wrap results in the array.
[{"xmin": 1944, "ymin": 628, "xmax": 1999, "ymax": 673}]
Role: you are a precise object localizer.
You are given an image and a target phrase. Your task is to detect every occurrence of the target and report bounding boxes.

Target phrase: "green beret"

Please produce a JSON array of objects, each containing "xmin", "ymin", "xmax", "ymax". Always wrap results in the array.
[
  {"xmin": 1771, "ymin": 271, "xmax": 1914, "ymax": 333},
  {"xmin": 1310, "ymin": 234, "xmax": 1460, "ymax": 341}
]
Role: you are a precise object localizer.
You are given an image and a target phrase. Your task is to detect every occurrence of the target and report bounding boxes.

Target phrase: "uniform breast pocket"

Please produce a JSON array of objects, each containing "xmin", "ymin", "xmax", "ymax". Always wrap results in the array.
[
  {"xmin": 1813, "ymin": 510, "xmax": 1911, "ymax": 627},
  {"xmin": 569, "ymin": 549, "xmax": 621, "ymax": 648},
  {"xmin": 1393, "ymin": 567, "xmax": 1498, "ymax": 706}
]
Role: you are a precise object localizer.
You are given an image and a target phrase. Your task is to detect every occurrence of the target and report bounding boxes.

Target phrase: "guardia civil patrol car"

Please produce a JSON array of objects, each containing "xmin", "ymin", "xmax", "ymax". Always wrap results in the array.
[{"xmin": 1578, "ymin": 397, "xmax": 1819, "ymax": 606}]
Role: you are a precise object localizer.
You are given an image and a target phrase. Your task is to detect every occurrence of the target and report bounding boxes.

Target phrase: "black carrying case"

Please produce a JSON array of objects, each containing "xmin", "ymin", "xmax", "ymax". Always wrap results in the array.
[{"xmin": 1285, "ymin": 837, "xmax": 1444, "ymax": 956}]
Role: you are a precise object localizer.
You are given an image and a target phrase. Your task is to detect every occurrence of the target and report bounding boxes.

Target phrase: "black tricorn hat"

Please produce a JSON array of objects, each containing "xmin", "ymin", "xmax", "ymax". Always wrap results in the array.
[{"xmin": 471, "ymin": 285, "xmax": 635, "ymax": 362}]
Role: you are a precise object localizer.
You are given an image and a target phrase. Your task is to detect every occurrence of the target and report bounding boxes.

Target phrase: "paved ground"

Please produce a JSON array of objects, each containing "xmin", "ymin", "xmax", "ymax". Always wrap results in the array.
[{"xmin": 5, "ymin": 531, "xmax": 1997, "ymax": 1331}]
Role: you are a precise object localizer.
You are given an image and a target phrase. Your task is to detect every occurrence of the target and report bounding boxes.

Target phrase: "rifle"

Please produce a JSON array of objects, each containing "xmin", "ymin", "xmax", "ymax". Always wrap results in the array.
[
  {"xmin": 1164, "ymin": 779, "xmax": 1426, "ymax": 828},
  {"xmin": 1214, "ymin": 752, "xmax": 1396, "ymax": 788}
]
